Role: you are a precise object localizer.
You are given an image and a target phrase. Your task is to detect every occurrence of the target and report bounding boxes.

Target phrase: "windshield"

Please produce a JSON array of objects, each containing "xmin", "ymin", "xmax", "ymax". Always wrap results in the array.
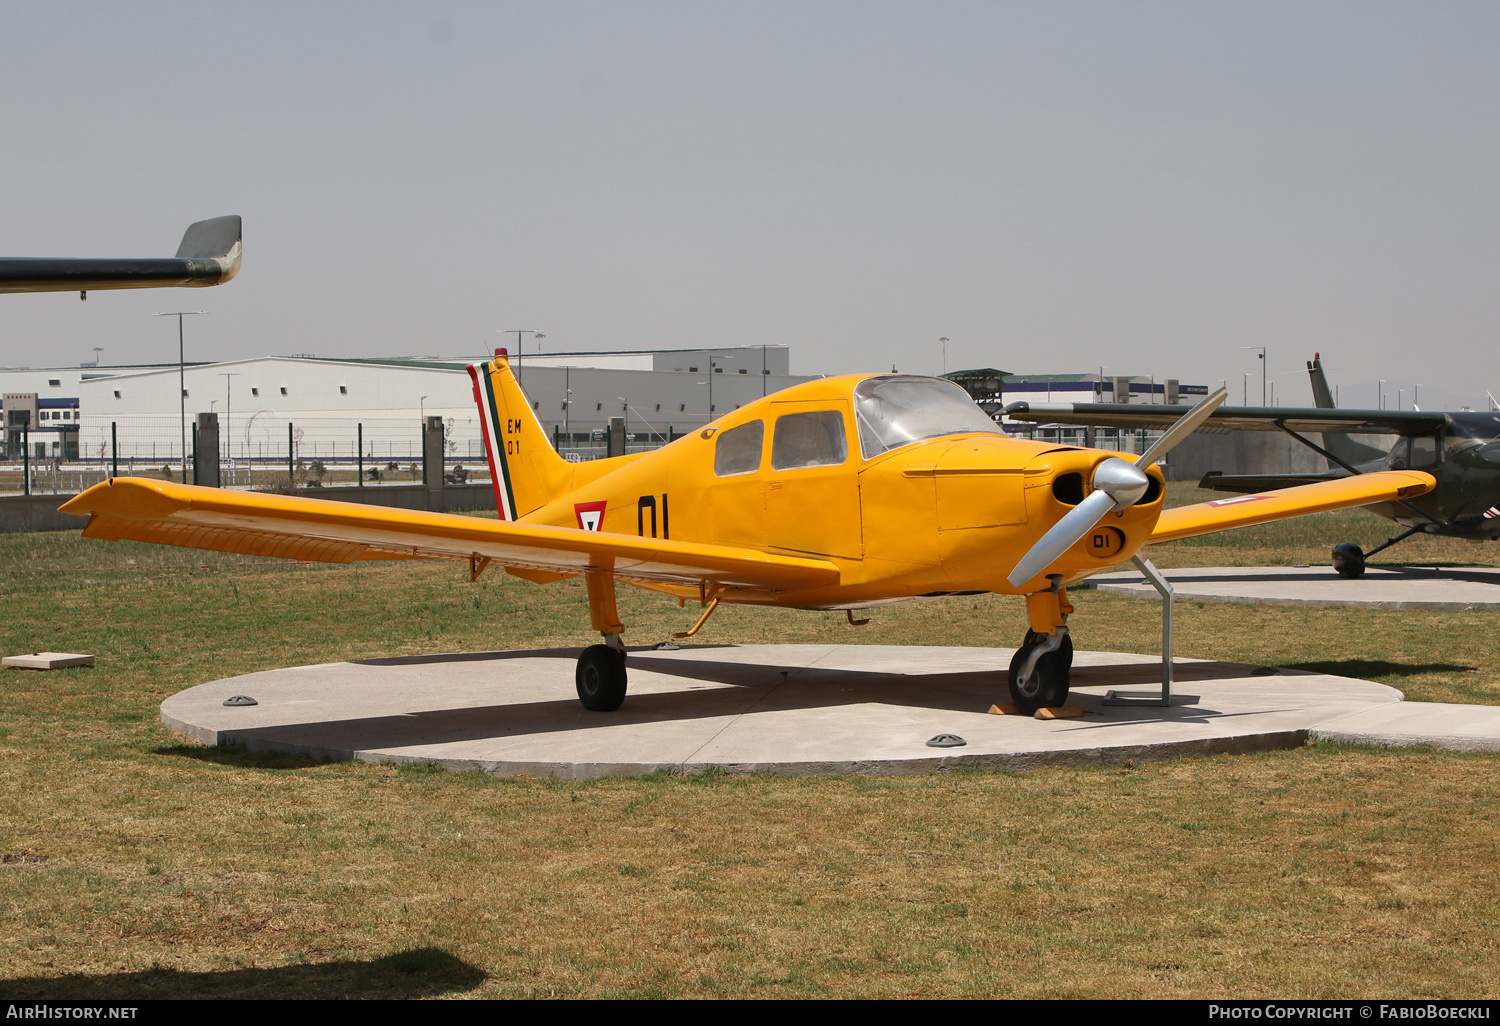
[{"xmin": 853, "ymin": 375, "xmax": 1004, "ymax": 460}]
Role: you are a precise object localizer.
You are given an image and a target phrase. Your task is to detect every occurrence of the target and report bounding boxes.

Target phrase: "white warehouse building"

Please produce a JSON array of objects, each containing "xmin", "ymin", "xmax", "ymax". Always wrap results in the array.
[{"xmin": 2, "ymin": 345, "xmax": 808, "ymax": 471}]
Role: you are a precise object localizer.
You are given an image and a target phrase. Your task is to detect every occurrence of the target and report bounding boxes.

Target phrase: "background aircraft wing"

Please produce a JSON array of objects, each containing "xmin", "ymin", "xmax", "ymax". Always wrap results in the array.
[
  {"xmin": 1002, "ymin": 401, "xmax": 1449, "ymax": 437},
  {"xmin": 1149, "ymin": 470, "xmax": 1435, "ymax": 543},
  {"xmin": 58, "ymin": 478, "xmax": 839, "ymax": 591},
  {"xmin": 0, "ymin": 215, "xmax": 241, "ymax": 294}
]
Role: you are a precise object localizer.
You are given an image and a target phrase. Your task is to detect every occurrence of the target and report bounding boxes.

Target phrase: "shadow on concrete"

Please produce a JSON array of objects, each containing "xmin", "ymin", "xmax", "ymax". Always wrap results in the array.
[
  {"xmin": 352, "ymin": 644, "xmax": 738, "ymax": 667},
  {"xmin": 204, "ymin": 655, "xmax": 1272, "ymax": 758},
  {"xmin": 0, "ymin": 947, "xmax": 485, "ymax": 1000},
  {"xmin": 1374, "ymin": 566, "xmax": 1500, "ymax": 586},
  {"xmin": 150, "ymin": 743, "xmax": 338, "ymax": 770},
  {"xmin": 351, "ymin": 647, "xmax": 578, "ymax": 666},
  {"xmin": 1283, "ymin": 659, "xmax": 1476, "ymax": 680},
  {"xmin": 1109, "ymin": 566, "xmax": 1500, "ymax": 588}
]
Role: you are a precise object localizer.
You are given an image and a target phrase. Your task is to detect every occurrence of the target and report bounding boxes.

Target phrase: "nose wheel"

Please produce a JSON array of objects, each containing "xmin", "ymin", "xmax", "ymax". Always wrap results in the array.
[
  {"xmin": 576, "ymin": 644, "xmax": 628, "ymax": 711},
  {"xmin": 1008, "ymin": 631, "xmax": 1072, "ymax": 714}
]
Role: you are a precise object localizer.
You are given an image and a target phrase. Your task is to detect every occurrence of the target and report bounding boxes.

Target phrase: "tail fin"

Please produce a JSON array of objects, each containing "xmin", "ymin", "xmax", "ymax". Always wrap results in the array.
[
  {"xmin": 468, "ymin": 351, "xmax": 573, "ymax": 520},
  {"xmin": 1306, "ymin": 353, "xmax": 1387, "ymax": 468}
]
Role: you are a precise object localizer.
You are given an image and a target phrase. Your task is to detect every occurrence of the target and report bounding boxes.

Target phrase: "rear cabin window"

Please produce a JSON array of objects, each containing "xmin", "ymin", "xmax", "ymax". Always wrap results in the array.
[
  {"xmin": 713, "ymin": 420, "xmax": 764, "ymax": 476},
  {"xmin": 772, "ymin": 410, "xmax": 848, "ymax": 470}
]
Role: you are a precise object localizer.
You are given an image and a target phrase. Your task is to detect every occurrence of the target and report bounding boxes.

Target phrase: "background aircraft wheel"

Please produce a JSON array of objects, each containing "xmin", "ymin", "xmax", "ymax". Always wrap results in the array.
[
  {"xmin": 576, "ymin": 644, "xmax": 627, "ymax": 712},
  {"xmin": 1332, "ymin": 543, "xmax": 1366, "ymax": 578},
  {"xmin": 1008, "ymin": 641, "xmax": 1067, "ymax": 714}
]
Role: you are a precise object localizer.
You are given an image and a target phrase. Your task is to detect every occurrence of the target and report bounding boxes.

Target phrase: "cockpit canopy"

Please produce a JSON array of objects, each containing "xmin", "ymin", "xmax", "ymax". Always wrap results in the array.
[{"xmin": 853, "ymin": 375, "xmax": 1005, "ymax": 460}]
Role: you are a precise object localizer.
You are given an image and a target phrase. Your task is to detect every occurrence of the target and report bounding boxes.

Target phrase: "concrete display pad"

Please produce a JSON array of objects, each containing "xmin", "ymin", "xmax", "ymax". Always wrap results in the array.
[
  {"xmin": 1089, "ymin": 564, "xmax": 1500, "ymax": 610},
  {"xmin": 161, "ymin": 644, "xmax": 1430, "ymax": 778}
]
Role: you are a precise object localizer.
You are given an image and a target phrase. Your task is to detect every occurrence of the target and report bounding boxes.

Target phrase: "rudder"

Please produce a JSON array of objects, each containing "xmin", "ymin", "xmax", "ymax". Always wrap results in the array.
[
  {"xmin": 1305, "ymin": 353, "xmax": 1387, "ymax": 468},
  {"xmin": 468, "ymin": 351, "xmax": 573, "ymax": 519}
]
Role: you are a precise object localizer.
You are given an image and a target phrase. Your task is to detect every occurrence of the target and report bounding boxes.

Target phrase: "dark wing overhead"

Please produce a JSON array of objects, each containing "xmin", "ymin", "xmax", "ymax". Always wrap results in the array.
[
  {"xmin": 1199, "ymin": 471, "xmax": 1344, "ymax": 493},
  {"xmin": 1001, "ymin": 401, "xmax": 1449, "ymax": 437},
  {"xmin": 0, "ymin": 215, "xmax": 241, "ymax": 294}
]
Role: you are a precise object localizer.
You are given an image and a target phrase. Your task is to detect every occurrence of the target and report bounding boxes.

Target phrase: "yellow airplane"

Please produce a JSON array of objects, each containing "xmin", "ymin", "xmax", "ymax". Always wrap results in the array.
[{"xmin": 60, "ymin": 352, "xmax": 1434, "ymax": 713}]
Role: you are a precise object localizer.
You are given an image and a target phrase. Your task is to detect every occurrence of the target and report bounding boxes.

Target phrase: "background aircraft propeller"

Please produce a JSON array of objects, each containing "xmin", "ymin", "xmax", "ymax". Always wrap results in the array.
[{"xmin": 1005, "ymin": 387, "xmax": 1228, "ymax": 589}]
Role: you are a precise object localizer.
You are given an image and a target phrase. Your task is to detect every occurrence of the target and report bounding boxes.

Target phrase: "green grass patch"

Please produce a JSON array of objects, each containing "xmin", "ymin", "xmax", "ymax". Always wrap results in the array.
[{"xmin": 0, "ymin": 497, "xmax": 1498, "ymax": 997}]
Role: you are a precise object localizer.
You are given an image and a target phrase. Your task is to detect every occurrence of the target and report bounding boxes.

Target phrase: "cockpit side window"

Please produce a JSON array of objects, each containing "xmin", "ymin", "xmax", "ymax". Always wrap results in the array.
[
  {"xmin": 713, "ymin": 420, "xmax": 764, "ymax": 477},
  {"xmin": 771, "ymin": 410, "xmax": 848, "ymax": 470},
  {"xmin": 1389, "ymin": 434, "xmax": 1439, "ymax": 470}
]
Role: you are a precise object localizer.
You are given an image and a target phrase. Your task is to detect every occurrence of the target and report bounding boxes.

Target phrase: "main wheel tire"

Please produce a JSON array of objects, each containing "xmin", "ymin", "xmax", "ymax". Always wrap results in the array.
[
  {"xmin": 1332, "ymin": 543, "xmax": 1366, "ymax": 578},
  {"xmin": 1008, "ymin": 642, "xmax": 1067, "ymax": 714},
  {"xmin": 576, "ymin": 644, "xmax": 627, "ymax": 711}
]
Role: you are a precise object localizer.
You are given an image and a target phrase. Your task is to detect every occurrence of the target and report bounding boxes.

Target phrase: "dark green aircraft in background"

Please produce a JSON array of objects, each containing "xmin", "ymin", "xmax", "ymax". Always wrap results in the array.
[{"xmin": 1003, "ymin": 355, "xmax": 1500, "ymax": 577}]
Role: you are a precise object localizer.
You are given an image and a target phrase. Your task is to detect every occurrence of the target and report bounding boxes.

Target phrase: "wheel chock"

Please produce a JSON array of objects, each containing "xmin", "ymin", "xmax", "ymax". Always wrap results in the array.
[
  {"xmin": 1034, "ymin": 706, "xmax": 1083, "ymax": 720},
  {"xmin": 988, "ymin": 703, "xmax": 1019, "ymax": 715}
]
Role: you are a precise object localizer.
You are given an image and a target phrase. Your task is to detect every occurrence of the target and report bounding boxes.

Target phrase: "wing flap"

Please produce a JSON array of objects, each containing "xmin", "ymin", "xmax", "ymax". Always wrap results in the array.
[
  {"xmin": 1150, "ymin": 470, "xmax": 1436, "ymax": 543},
  {"xmin": 61, "ymin": 478, "xmax": 839, "ymax": 590}
]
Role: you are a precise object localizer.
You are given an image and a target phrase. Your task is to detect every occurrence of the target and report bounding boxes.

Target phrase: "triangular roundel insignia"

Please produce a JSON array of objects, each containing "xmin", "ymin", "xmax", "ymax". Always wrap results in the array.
[{"xmin": 574, "ymin": 501, "xmax": 608, "ymax": 532}]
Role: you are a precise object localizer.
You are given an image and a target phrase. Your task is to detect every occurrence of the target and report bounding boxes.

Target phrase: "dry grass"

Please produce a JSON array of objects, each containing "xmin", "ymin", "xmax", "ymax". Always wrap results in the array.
[{"xmin": 1, "ymin": 491, "xmax": 1498, "ymax": 998}]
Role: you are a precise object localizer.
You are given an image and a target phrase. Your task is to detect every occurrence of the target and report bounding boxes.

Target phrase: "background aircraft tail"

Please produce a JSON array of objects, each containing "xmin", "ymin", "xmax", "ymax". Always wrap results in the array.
[
  {"xmin": 468, "ymin": 352, "xmax": 575, "ymax": 520},
  {"xmin": 0, "ymin": 215, "xmax": 241, "ymax": 294},
  {"xmin": 1306, "ymin": 353, "xmax": 1387, "ymax": 468}
]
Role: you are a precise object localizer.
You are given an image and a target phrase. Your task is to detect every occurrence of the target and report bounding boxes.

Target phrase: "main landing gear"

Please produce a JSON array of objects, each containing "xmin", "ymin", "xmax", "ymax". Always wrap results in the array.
[
  {"xmin": 1332, "ymin": 526, "xmax": 1424, "ymax": 578},
  {"xmin": 576, "ymin": 570, "xmax": 629, "ymax": 712},
  {"xmin": 576, "ymin": 643, "xmax": 627, "ymax": 711}
]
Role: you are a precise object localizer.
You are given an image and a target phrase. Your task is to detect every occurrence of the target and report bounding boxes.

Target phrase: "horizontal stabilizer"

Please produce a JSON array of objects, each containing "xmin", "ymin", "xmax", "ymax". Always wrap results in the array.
[{"xmin": 0, "ymin": 215, "xmax": 241, "ymax": 294}]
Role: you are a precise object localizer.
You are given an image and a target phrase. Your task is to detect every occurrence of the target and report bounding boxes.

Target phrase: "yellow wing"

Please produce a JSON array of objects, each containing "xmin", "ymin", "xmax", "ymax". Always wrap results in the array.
[
  {"xmin": 58, "ymin": 478, "xmax": 839, "ymax": 591},
  {"xmin": 1150, "ymin": 470, "xmax": 1435, "ymax": 543}
]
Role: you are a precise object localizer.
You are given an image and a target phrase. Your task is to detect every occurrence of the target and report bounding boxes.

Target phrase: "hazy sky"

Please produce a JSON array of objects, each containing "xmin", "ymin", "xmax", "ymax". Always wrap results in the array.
[{"xmin": 1, "ymin": 2, "xmax": 1497, "ymax": 409}]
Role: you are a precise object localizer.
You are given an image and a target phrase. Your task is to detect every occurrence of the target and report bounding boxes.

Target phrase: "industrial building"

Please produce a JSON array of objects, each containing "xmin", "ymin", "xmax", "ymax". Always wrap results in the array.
[
  {"xmin": 3, "ymin": 348, "xmax": 1223, "ymax": 480},
  {"xmin": 0, "ymin": 346, "xmax": 809, "ymax": 475}
]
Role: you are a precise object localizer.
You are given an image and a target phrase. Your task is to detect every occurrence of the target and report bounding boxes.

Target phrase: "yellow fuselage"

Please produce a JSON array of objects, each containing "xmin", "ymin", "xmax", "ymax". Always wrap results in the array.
[{"xmin": 517, "ymin": 375, "xmax": 1165, "ymax": 608}]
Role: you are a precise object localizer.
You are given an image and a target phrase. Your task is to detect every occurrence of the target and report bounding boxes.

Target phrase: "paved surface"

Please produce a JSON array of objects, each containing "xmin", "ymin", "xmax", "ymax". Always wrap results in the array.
[
  {"xmin": 156, "ymin": 643, "xmax": 1494, "ymax": 777},
  {"xmin": 1311, "ymin": 702, "xmax": 1500, "ymax": 752},
  {"xmin": 1089, "ymin": 564, "xmax": 1500, "ymax": 610}
]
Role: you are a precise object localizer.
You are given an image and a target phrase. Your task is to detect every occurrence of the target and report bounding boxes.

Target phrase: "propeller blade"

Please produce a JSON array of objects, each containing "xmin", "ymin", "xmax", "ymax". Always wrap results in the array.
[
  {"xmin": 1135, "ymin": 386, "xmax": 1228, "ymax": 468},
  {"xmin": 1006, "ymin": 457, "xmax": 1152, "ymax": 589},
  {"xmin": 1006, "ymin": 489, "xmax": 1114, "ymax": 588}
]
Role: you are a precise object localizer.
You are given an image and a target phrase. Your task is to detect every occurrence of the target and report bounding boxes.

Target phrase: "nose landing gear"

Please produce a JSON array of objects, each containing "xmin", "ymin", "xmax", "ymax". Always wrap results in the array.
[
  {"xmin": 1007, "ymin": 629, "xmax": 1072, "ymax": 714},
  {"xmin": 1009, "ymin": 577, "xmax": 1074, "ymax": 714}
]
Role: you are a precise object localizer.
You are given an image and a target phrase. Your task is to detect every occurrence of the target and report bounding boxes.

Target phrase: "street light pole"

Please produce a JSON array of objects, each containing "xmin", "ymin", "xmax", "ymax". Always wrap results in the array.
[
  {"xmin": 500, "ymin": 329, "xmax": 544, "ymax": 385},
  {"xmin": 157, "ymin": 311, "xmax": 206, "ymax": 483},
  {"xmin": 220, "ymin": 372, "xmax": 239, "ymax": 477},
  {"xmin": 1241, "ymin": 347, "xmax": 1267, "ymax": 405},
  {"xmin": 938, "ymin": 337, "xmax": 950, "ymax": 376}
]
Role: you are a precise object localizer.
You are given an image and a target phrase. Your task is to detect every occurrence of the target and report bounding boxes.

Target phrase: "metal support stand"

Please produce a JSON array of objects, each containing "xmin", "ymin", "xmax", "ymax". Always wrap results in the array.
[{"xmin": 1103, "ymin": 555, "xmax": 1183, "ymax": 707}]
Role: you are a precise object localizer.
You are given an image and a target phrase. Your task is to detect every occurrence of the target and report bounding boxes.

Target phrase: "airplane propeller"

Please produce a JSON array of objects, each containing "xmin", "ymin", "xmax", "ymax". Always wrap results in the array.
[{"xmin": 1005, "ymin": 387, "xmax": 1229, "ymax": 589}]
